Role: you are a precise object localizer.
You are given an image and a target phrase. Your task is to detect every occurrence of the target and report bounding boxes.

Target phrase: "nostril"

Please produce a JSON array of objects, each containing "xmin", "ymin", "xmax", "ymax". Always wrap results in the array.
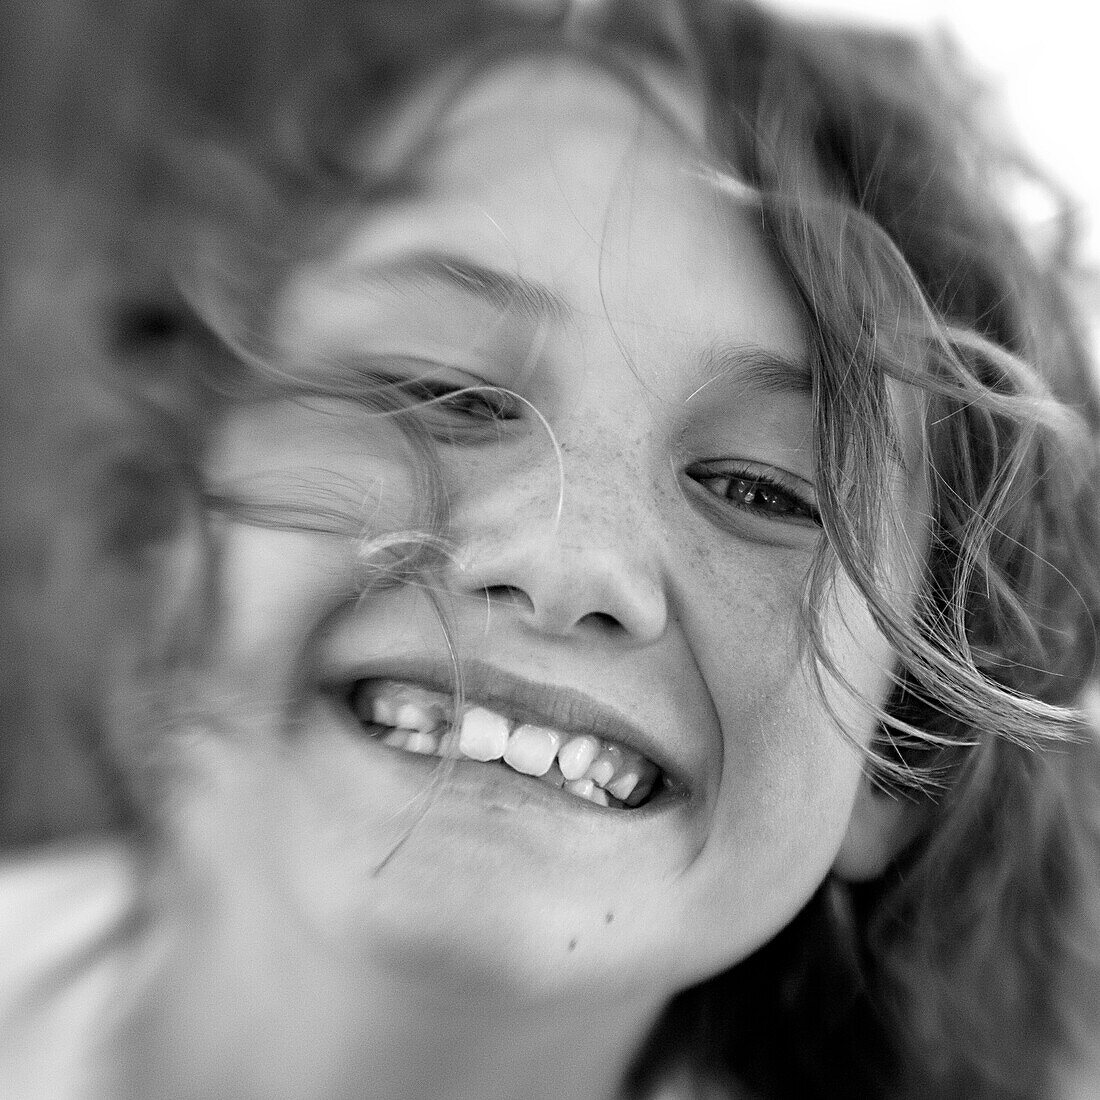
[
  {"xmin": 478, "ymin": 585, "xmax": 536, "ymax": 614},
  {"xmin": 454, "ymin": 545, "xmax": 666, "ymax": 641},
  {"xmin": 579, "ymin": 611, "xmax": 624, "ymax": 632}
]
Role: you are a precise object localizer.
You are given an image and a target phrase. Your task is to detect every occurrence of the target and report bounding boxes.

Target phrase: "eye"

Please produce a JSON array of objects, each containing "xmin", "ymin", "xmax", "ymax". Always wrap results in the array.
[
  {"xmin": 369, "ymin": 371, "xmax": 523, "ymax": 442},
  {"xmin": 687, "ymin": 461, "xmax": 821, "ymax": 526},
  {"xmin": 405, "ymin": 379, "xmax": 520, "ymax": 423}
]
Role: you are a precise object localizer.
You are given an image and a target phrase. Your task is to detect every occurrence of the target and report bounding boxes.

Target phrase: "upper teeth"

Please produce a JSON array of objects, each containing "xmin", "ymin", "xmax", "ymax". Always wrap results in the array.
[{"xmin": 351, "ymin": 680, "xmax": 660, "ymax": 809}]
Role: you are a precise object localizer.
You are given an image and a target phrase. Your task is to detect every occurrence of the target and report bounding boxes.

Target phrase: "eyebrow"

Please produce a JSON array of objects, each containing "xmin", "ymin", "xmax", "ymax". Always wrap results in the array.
[
  {"xmin": 350, "ymin": 252, "xmax": 572, "ymax": 324},
  {"xmin": 343, "ymin": 254, "xmax": 811, "ymax": 399},
  {"xmin": 687, "ymin": 340, "xmax": 813, "ymax": 402}
]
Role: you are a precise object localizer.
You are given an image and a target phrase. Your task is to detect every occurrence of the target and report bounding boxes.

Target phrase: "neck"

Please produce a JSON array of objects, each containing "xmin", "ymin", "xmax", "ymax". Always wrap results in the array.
[{"xmin": 344, "ymin": 983, "xmax": 660, "ymax": 1100}]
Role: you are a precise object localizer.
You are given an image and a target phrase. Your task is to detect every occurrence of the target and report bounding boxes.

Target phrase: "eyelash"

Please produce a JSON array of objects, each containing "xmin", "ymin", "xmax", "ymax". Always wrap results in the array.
[
  {"xmin": 374, "ymin": 371, "xmax": 519, "ymax": 418},
  {"xmin": 411, "ymin": 380, "xmax": 520, "ymax": 423},
  {"xmin": 687, "ymin": 462, "xmax": 821, "ymax": 526},
  {"xmin": 368, "ymin": 373, "xmax": 523, "ymax": 437}
]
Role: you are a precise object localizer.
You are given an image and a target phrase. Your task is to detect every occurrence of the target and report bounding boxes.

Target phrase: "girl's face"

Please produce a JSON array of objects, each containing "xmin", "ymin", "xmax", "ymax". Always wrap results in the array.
[{"xmin": 204, "ymin": 57, "xmax": 925, "ymax": 1013}]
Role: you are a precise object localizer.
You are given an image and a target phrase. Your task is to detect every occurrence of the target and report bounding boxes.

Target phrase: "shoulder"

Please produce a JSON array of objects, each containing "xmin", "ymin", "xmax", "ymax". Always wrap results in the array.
[{"xmin": 0, "ymin": 838, "xmax": 139, "ymax": 1100}]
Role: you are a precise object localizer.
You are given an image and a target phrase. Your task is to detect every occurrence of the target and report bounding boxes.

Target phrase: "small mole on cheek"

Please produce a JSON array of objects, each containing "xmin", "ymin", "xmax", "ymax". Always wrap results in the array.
[{"xmin": 568, "ymin": 938, "xmax": 578, "ymax": 952}]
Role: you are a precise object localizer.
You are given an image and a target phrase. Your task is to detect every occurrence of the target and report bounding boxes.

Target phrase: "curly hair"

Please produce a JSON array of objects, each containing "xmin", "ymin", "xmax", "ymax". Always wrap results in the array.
[
  {"xmin": 4, "ymin": 2, "xmax": 1097, "ymax": 1097},
  {"xmin": 594, "ymin": 3, "xmax": 1100, "ymax": 1097}
]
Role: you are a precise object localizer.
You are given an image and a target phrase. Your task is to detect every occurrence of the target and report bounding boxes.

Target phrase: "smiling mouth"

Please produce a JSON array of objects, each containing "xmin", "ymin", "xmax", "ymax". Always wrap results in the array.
[{"xmin": 346, "ymin": 679, "xmax": 665, "ymax": 810}]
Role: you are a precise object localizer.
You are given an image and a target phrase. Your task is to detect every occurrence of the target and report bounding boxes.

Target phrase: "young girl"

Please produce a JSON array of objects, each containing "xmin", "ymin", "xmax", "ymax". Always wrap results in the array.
[{"xmin": 5, "ymin": 2, "xmax": 1100, "ymax": 1099}]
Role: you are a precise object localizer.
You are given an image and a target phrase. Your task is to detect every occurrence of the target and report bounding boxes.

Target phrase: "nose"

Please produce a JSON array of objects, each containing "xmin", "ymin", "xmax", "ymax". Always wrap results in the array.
[{"xmin": 445, "ymin": 453, "xmax": 668, "ymax": 645}]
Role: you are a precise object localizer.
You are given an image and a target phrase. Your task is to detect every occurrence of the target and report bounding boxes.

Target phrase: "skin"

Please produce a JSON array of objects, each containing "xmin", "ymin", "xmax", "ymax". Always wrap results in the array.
[{"xmin": 139, "ymin": 54, "xmax": 927, "ymax": 1100}]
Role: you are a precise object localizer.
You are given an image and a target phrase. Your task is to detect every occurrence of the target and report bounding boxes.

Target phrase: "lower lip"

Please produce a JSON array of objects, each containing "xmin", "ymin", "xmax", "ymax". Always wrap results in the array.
[{"xmin": 311, "ymin": 694, "xmax": 681, "ymax": 825}]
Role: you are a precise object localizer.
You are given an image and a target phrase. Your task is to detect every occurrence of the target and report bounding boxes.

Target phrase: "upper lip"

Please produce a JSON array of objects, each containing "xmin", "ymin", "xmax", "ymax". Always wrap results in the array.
[{"xmin": 328, "ymin": 656, "xmax": 683, "ymax": 789}]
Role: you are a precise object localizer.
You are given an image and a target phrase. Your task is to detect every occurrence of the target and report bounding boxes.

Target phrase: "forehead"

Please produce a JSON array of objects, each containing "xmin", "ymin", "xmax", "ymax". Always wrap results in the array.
[
  {"xmin": 437, "ymin": 51, "xmax": 706, "ymax": 152},
  {"xmin": 362, "ymin": 47, "xmax": 707, "ymax": 183},
  {"xmin": 294, "ymin": 53, "xmax": 806, "ymax": 372}
]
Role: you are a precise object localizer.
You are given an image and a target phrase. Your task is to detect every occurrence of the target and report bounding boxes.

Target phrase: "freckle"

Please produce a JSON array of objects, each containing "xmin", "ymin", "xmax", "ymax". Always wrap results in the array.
[
  {"xmin": 605, "ymin": 912, "xmax": 614, "ymax": 924},
  {"xmin": 568, "ymin": 938, "xmax": 577, "ymax": 951}
]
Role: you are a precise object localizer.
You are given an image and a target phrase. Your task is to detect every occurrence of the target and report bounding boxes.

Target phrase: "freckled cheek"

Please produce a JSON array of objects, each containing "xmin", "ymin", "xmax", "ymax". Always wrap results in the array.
[
  {"xmin": 729, "ymin": 679, "xmax": 862, "ymax": 824},
  {"xmin": 693, "ymin": 679, "xmax": 862, "ymax": 942},
  {"xmin": 709, "ymin": 643, "xmax": 856, "ymax": 811},
  {"xmin": 678, "ymin": 663, "xmax": 862, "ymax": 962},
  {"xmin": 690, "ymin": 563, "xmax": 869, "ymax": 866}
]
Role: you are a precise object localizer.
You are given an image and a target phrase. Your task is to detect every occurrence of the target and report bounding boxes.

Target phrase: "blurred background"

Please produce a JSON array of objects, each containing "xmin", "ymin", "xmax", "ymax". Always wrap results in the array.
[{"xmin": 772, "ymin": 0, "xmax": 1100, "ymax": 344}]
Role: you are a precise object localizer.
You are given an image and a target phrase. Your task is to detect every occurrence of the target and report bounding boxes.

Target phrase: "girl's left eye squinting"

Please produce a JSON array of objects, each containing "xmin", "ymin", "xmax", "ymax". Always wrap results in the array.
[
  {"xmin": 363, "ymin": 370, "xmax": 524, "ymax": 442},
  {"xmin": 398, "ymin": 378, "xmax": 521, "ymax": 423},
  {"xmin": 688, "ymin": 462, "xmax": 821, "ymax": 526}
]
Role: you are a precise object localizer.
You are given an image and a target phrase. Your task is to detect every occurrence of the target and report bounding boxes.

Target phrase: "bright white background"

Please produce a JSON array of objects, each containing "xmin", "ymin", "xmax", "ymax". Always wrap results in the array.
[{"xmin": 773, "ymin": 0, "xmax": 1100, "ymax": 265}]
